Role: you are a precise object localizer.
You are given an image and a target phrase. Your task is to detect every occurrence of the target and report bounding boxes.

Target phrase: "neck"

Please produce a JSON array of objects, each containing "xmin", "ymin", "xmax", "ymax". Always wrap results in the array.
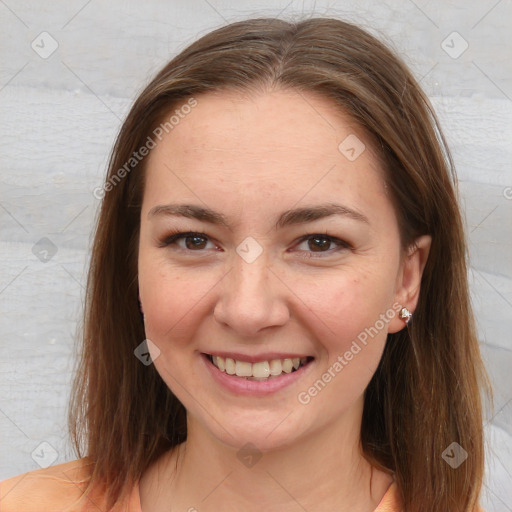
[{"xmin": 140, "ymin": 399, "xmax": 393, "ymax": 512}]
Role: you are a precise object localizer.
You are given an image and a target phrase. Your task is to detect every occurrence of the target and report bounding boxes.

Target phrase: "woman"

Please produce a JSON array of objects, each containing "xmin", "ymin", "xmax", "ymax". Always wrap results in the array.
[{"xmin": 0, "ymin": 17, "xmax": 490, "ymax": 512}]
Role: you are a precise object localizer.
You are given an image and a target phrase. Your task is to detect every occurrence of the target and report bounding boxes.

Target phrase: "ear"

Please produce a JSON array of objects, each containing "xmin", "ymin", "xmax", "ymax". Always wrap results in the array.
[{"xmin": 388, "ymin": 235, "xmax": 431, "ymax": 333}]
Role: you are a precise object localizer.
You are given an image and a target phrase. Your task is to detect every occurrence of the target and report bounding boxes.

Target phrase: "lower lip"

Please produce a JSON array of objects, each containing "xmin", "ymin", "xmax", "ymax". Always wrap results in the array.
[{"xmin": 202, "ymin": 354, "xmax": 314, "ymax": 396}]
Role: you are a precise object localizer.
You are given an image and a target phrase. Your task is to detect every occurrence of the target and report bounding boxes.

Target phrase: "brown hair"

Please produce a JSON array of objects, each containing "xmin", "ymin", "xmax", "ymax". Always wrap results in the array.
[{"xmin": 69, "ymin": 17, "xmax": 491, "ymax": 511}]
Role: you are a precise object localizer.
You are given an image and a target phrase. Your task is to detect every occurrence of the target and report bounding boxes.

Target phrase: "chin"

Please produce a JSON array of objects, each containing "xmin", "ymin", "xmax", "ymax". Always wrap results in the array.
[{"xmin": 192, "ymin": 406, "xmax": 313, "ymax": 455}]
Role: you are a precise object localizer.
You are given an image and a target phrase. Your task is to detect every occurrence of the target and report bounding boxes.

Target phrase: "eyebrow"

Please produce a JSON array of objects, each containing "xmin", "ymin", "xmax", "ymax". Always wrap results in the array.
[{"xmin": 148, "ymin": 202, "xmax": 369, "ymax": 229}]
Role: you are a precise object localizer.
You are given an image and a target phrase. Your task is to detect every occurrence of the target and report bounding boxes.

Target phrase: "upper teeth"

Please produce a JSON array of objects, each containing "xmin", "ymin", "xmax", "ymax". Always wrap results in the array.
[{"xmin": 211, "ymin": 355, "xmax": 307, "ymax": 379}]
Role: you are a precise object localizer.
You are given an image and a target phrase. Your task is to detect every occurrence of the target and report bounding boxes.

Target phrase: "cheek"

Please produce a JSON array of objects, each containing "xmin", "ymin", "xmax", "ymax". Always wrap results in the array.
[
  {"xmin": 138, "ymin": 265, "xmax": 215, "ymax": 390},
  {"xmin": 146, "ymin": 291, "xmax": 204, "ymax": 343},
  {"xmin": 295, "ymin": 270, "xmax": 394, "ymax": 338},
  {"xmin": 139, "ymin": 250, "xmax": 190, "ymax": 332},
  {"xmin": 315, "ymin": 276, "xmax": 392, "ymax": 395},
  {"xmin": 290, "ymin": 270, "xmax": 392, "ymax": 414},
  {"xmin": 138, "ymin": 252, "xmax": 217, "ymax": 343}
]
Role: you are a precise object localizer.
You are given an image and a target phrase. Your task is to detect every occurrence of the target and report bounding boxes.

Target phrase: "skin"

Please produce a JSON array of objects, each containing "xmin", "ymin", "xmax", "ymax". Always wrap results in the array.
[{"xmin": 137, "ymin": 89, "xmax": 431, "ymax": 512}]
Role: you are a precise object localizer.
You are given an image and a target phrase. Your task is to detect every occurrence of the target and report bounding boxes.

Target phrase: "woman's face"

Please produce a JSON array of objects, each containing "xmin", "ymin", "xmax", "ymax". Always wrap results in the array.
[{"xmin": 138, "ymin": 89, "xmax": 422, "ymax": 452}]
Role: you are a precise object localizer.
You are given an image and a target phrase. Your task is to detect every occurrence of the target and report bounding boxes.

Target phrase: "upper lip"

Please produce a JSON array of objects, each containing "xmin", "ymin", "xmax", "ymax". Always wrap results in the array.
[{"xmin": 203, "ymin": 351, "xmax": 314, "ymax": 363}]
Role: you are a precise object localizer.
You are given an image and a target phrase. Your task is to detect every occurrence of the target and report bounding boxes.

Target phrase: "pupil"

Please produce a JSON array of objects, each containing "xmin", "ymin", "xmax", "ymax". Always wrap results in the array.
[
  {"xmin": 310, "ymin": 237, "xmax": 329, "ymax": 252},
  {"xmin": 187, "ymin": 235, "xmax": 206, "ymax": 250}
]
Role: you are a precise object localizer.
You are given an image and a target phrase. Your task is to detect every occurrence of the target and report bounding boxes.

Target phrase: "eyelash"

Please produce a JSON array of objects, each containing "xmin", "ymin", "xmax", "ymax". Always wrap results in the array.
[{"xmin": 158, "ymin": 229, "xmax": 352, "ymax": 258}]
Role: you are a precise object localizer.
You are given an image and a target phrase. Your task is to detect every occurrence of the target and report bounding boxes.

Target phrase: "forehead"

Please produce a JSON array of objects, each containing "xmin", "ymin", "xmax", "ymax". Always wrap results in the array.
[
  {"xmin": 142, "ymin": 89, "xmax": 390, "ymax": 224},
  {"xmin": 152, "ymin": 89, "xmax": 369, "ymax": 164}
]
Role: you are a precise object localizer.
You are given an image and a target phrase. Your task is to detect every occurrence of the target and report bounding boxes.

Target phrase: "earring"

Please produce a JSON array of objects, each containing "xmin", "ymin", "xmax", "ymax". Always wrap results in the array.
[{"xmin": 399, "ymin": 307, "xmax": 412, "ymax": 324}]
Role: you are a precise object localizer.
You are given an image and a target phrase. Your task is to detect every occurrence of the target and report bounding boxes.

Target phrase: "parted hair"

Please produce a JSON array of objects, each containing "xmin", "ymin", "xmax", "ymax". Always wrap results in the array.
[{"xmin": 69, "ymin": 17, "xmax": 491, "ymax": 511}]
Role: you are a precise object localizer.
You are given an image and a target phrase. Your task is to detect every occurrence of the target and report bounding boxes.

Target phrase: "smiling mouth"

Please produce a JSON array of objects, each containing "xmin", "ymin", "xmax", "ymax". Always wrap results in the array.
[{"xmin": 204, "ymin": 354, "xmax": 314, "ymax": 381}]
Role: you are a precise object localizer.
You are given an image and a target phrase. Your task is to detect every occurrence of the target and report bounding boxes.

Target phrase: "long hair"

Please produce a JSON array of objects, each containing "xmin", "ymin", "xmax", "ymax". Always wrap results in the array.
[{"xmin": 69, "ymin": 17, "xmax": 491, "ymax": 511}]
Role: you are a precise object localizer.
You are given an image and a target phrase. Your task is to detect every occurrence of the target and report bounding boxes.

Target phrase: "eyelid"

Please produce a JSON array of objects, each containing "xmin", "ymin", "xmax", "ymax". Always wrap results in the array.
[
  {"xmin": 293, "ymin": 233, "xmax": 352, "ymax": 257},
  {"xmin": 157, "ymin": 230, "xmax": 218, "ymax": 250}
]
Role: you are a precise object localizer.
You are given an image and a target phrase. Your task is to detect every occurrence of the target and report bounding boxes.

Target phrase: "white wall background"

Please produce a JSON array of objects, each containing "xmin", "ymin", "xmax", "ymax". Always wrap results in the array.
[{"xmin": 0, "ymin": 1, "xmax": 511, "ymax": 510}]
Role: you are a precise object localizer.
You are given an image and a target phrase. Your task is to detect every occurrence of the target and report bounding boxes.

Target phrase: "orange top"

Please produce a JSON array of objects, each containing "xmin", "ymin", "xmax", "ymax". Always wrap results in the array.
[{"xmin": 0, "ymin": 458, "xmax": 401, "ymax": 512}]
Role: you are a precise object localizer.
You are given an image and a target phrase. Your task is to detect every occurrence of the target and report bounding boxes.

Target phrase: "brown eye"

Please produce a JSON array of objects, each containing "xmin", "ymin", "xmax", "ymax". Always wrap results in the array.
[
  {"xmin": 183, "ymin": 234, "xmax": 208, "ymax": 250},
  {"xmin": 160, "ymin": 232, "xmax": 214, "ymax": 251},
  {"xmin": 295, "ymin": 234, "xmax": 351, "ymax": 257},
  {"xmin": 308, "ymin": 236, "xmax": 332, "ymax": 252}
]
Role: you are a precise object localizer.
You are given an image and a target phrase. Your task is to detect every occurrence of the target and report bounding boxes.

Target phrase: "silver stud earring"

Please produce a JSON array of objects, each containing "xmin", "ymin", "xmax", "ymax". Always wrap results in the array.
[{"xmin": 399, "ymin": 307, "xmax": 412, "ymax": 324}]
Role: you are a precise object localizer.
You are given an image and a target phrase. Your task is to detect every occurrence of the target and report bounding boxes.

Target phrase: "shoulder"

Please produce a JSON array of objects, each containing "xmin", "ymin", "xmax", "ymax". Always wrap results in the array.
[
  {"xmin": 0, "ymin": 458, "xmax": 102, "ymax": 512},
  {"xmin": 374, "ymin": 480, "xmax": 486, "ymax": 512}
]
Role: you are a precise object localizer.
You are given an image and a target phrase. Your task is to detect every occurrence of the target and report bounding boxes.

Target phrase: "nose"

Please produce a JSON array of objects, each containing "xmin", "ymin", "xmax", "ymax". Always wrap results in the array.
[{"xmin": 213, "ymin": 254, "xmax": 290, "ymax": 337}]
